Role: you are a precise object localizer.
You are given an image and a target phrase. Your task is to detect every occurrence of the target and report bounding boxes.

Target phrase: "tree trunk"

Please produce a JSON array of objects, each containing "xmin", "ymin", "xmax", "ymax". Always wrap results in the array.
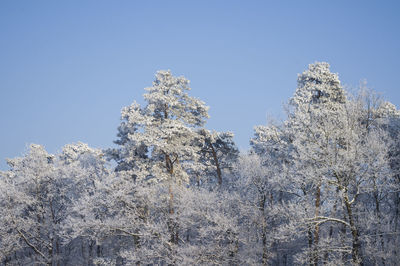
[
  {"xmin": 308, "ymin": 226, "xmax": 313, "ymax": 266},
  {"xmin": 259, "ymin": 194, "xmax": 268, "ymax": 265},
  {"xmin": 373, "ymin": 189, "xmax": 385, "ymax": 266},
  {"xmin": 313, "ymin": 184, "xmax": 321, "ymax": 266},
  {"xmin": 207, "ymin": 140, "xmax": 222, "ymax": 186},
  {"xmin": 343, "ymin": 193, "xmax": 362, "ymax": 265}
]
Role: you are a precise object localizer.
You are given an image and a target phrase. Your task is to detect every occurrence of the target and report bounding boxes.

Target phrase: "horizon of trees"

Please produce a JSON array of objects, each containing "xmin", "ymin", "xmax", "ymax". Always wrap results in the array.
[{"xmin": 1, "ymin": 62, "xmax": 399, "ymax": 265}]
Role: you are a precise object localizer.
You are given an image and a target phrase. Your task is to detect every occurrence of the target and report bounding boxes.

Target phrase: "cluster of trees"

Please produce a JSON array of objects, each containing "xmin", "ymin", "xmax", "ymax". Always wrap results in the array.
[{"xmin": 1, "ymin": 64, "xmax": 399, "ymax": 265}]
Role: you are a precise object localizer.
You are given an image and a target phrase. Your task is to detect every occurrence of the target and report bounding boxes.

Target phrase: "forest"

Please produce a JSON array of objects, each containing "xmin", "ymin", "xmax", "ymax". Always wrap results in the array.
[{"xmin": 1, "ymin": 62, "xmax": 399, "ymax": 265}]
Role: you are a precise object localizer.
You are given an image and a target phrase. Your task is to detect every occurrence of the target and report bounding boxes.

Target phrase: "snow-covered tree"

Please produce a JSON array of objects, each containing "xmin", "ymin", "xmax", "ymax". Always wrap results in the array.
[
  {"xmin": 288, "ymin": 62, "xmax": 348, "ymax": 265},
  {"xmin": 110, "ymin": 70, "xmax": 209, "ymax": 252},
  {"xmin": 251, "ymin": 63, "xmax": 400, "ymax": 265},
  {"xmin": 193, "ymin": 129, "xmax": 239, "ymax": 187},
  {"xmin": 0, "ymin": 143, "xmax": 107, "ymax": 265},
  {"xmin": 0, "ymin": 145, "xmax": 60, "ymax": 264},
  {"xmin": 109, "ymin": 70, "xmax": 209, "ymax": 184}
]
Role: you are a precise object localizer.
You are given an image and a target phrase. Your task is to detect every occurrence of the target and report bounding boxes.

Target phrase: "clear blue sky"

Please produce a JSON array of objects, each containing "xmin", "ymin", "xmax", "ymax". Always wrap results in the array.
[{"xmin": 1, "ymin": 1, "xmax": 399, "ymax": 169}]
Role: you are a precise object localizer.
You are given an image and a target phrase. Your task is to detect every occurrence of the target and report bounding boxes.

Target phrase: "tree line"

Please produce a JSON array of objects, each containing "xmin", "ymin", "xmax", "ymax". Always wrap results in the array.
[{"xmin": 1, "ymin": 63, "xmax": 399, "ymax": 265}]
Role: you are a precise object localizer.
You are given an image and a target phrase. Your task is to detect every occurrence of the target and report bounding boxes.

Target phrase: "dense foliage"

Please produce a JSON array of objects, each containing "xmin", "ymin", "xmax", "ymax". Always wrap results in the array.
[{"xmin": 1, "ymin": 64, "xmax": 399, "ymax": 265}]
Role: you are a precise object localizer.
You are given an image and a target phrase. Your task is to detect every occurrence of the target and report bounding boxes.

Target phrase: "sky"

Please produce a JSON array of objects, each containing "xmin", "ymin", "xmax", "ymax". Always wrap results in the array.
[{"xmin": 1, "ymin": 1, "xmax": 400, "ymax": 169}]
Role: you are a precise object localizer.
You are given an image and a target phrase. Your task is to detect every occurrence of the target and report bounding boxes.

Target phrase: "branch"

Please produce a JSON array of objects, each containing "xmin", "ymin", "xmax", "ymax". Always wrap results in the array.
[
  {"xmin": 278, "ymin": 190, "xmax": 302, "ymax": 198},
  {"xmin": 306, "ymin": 216, "xmax": 350, "ymax": 227},
  {"xmin": 348, "ymin": 185, "xmax": 360, "ymax": 205},
  {"xmin": 17, "ymin": 229, "xmax": 47, "ymax": 260},
  {"xmin": 171, "ymin": 154, "xmax": 179, "ymax": 165}
]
